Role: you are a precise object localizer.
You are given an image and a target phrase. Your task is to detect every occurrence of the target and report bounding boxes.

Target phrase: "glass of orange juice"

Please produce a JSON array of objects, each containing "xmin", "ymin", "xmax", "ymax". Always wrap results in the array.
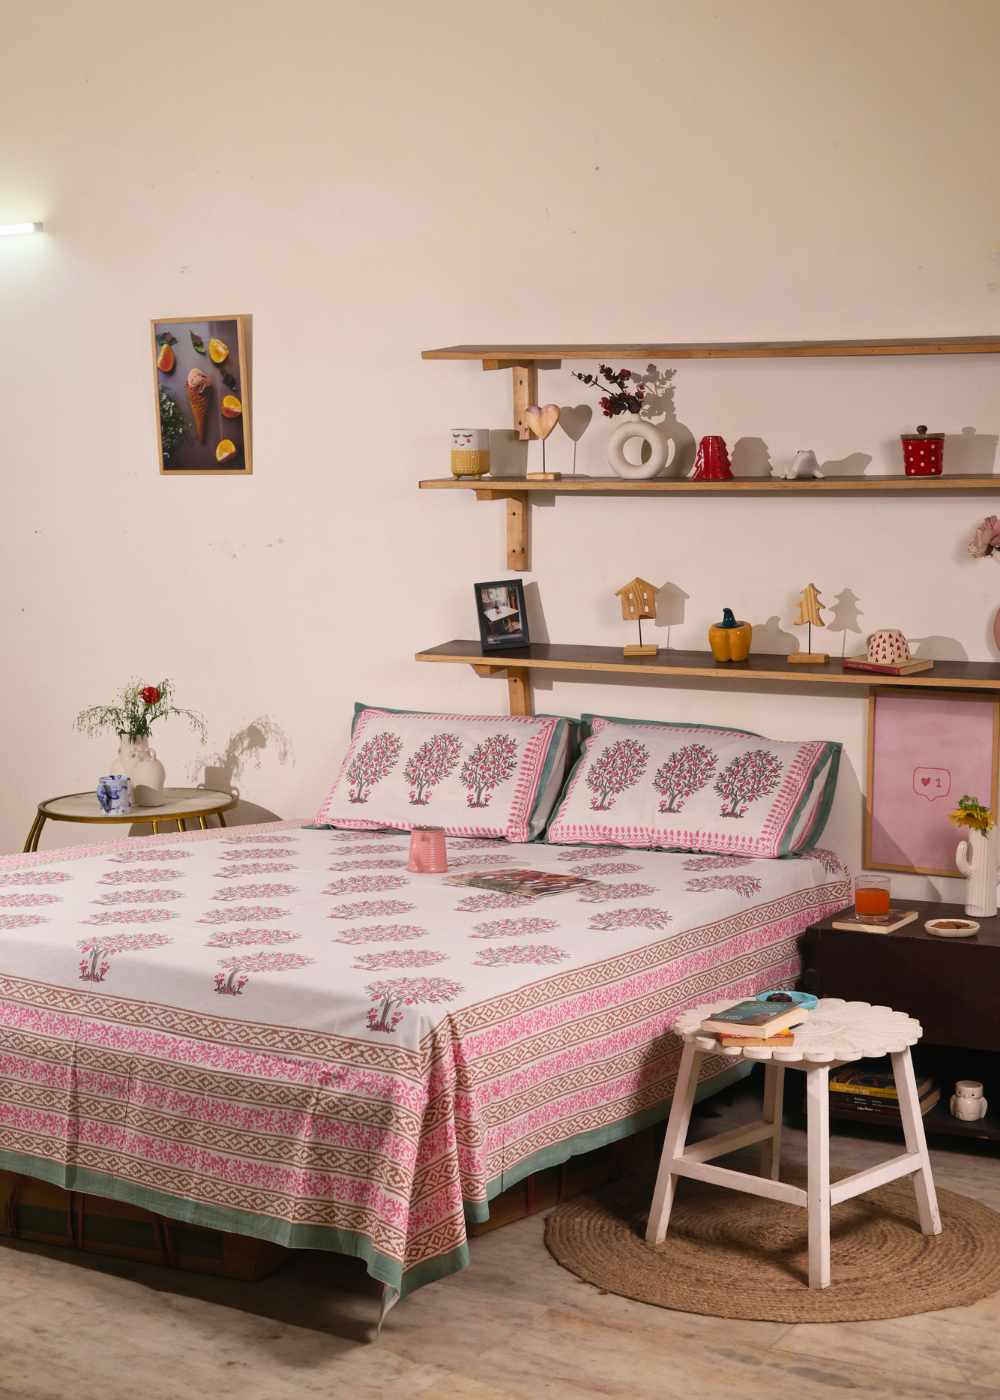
[{"xmin": 854, "ymin": 874, "xmax": 891, "ymax": 921}]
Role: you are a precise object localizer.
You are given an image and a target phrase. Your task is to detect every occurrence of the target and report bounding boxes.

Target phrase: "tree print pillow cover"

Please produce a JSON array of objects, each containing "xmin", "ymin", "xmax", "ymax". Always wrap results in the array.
[
  {"xmin": 314, "ymin": 704, "xmax": 570, "ymax": 842},
  {"xmin": 545, "ymin": 717, "xmax": 840, "ymax": 857}
]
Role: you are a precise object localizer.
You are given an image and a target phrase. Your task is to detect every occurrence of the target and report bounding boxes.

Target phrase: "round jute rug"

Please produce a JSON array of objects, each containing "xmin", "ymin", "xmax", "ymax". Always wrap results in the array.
[{"xmin": 544, "ymin": 1169, "xmax": 1000, "ymax": 1322}]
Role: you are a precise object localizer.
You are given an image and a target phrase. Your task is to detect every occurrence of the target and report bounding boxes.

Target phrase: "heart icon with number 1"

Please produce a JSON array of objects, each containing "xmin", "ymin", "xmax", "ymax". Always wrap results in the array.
[{"xmin": 524, "ymin": 404, "xmax": 560, "ymax": 440}]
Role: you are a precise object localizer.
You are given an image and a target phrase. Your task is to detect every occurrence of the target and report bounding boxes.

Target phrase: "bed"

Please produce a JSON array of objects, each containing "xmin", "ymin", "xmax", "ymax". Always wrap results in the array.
[{"xmin": 0, "ymin": 821, "xmax": 849, "ymax": 1309}]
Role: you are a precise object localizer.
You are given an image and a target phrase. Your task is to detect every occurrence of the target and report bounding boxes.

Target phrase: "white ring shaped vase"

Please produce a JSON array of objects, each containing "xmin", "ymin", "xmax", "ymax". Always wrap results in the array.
[{"xmin": 606, "ymin": 412, "xmax": 668, "ymax": 480}]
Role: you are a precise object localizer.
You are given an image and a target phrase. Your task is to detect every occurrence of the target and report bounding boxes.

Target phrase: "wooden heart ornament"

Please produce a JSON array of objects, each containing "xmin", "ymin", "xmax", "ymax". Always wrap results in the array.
[{"xmin": 524, "ymin": 404, "xmax": 560, "ymax": 440}]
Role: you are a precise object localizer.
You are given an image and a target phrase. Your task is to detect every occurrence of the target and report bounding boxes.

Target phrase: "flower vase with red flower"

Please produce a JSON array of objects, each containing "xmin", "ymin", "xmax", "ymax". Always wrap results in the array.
[{"xmin": 75, "ymin": 680, "xmax": 206, "ymax": 808}]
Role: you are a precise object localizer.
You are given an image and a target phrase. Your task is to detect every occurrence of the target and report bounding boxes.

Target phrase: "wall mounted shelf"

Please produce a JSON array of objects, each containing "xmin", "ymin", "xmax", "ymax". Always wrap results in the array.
[
  {"xmin": 416, "ymin": 641, "xmax": 1000, "ymax": 717},
  {"xmin": 423, "ymin": 338, "xmax": 1000, "ymax": 362},
  {"xmin": 419, "ymin": 475, "xmax": 1000, "ymax": 571}
]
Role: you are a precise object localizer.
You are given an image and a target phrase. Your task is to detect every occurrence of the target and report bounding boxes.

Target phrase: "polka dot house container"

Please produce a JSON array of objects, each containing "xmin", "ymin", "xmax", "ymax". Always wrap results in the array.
[
  {"xmin": 867, "ymin": 629, "xmax": 910, "ymax": 665},
  {"xmin": 901, "ymin": 425, "xmax": 944, "ymax": 476}
]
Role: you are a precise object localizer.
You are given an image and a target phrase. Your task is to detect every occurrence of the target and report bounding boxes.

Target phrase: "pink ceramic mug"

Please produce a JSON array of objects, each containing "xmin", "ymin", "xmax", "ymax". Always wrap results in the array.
[{"xmin": 408, "ymin": 827, "xmax": 448, "ymax": 873}]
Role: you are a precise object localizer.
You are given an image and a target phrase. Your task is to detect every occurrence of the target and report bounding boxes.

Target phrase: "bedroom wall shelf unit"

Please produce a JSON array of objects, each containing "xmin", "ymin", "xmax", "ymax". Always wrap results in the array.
[
  {"xmin": 415, "ymin": 641, "xmax": 1000, "ymax": 717},
  {"xmin": 422, "ymin": 338, "xmax": 1000, "ymax": 568}
]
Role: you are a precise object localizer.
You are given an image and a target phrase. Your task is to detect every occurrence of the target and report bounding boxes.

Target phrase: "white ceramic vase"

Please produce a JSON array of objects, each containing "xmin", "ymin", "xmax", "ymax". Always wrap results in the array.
[
  {"xmin": 114, "ymin": 735, "xmax": 166, "ymax": 807},
  {"xmin": 950, "ymin": 1080, "xmax": 988, "ymax": 1121},
  {"xmin": 606, "ymin": 413, "xmax": 668, "ymax": 480},
  {"xmin": 955, "ymin": 825, "xmax": 1000, "ymax": 917}
]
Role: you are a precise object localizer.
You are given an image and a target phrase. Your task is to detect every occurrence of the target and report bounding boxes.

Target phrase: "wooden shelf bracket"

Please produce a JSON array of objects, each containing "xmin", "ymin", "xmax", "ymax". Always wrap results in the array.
[{"xmin": 473, "ymin": 486, "xmax": 530, "ymax": 571}]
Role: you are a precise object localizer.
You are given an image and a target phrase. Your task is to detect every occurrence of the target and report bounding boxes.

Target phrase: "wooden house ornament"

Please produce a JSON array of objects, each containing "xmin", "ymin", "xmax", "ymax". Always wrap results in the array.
[
  {"xmin": 788, "ymin": 582, "xmax": 830, "ymax": 664},
  {"xmin": 616, "ymin": 577, "xmax": 659, "ymax": 657}
]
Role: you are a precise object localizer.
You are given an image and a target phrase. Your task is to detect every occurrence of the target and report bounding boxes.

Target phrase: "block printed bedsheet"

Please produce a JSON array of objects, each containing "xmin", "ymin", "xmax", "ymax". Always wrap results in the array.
[{"xmin": 0, "ymin": 822, "xmax": 849, "ymax": 1304}]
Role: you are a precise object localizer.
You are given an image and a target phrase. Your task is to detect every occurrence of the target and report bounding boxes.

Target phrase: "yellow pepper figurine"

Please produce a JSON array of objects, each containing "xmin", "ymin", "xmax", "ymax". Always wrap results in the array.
[{"xmin": 709, "ymin": 608, "xmax": 752, "ymax": 662}]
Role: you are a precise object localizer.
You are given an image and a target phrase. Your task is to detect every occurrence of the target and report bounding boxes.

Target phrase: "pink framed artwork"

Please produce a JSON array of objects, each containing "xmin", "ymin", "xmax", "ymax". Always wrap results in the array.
[{"xmin": 865, "ymin": 688, "xmax": 1000, "ymax": 877}]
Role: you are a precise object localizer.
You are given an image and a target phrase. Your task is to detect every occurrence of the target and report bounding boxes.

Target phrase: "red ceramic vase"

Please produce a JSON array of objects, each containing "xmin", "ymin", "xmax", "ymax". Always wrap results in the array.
[{"xmin": 691, "ymin": 435, "xmax": 733, "ymax": 481}]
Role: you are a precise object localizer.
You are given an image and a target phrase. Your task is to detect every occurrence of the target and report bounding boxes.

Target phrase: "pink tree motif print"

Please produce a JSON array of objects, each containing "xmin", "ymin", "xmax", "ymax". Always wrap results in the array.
[
  {"xmin": 205, "ymin": 928, "xmax": 301, "ymax": 948},
  {"xmin": 365, "ymin": 975, "xmax": 464, "ymax": 1033},
  {"xmin": 93, "ymin": 889, "xmax": 184, "ymax": 904},
  {"xmin": 324, "ymin": 875, "xmax": 409, "ymax": 897},
  {"xmin": 404, "ymin": 732, "xmax": 463, "ymax": 805},
  {"xmin": 0, "ymin": 892, "xmax": 60, "ymax": 907},
  {"xmin": 578, "ymin": 883, "xmax": 657, "ymax": 903},
  {"xmin": 474, "ymin": 944, "xmax": 568, "ymax": 967},
  {"xmin": 715, "ymin": 749, "xmax": 783, "ymax": 818},
  {"xmin": 682, "ymin": 855, "xmax": 754, "ymax": 871},
  {"xmin": 686, "ymin": 874, "xmax": 762, "ymax": 899},
  {"xmin": 460, "ymin": 734, "xmax": 519, "ymax": 808},
  {"xmin": 0, "ymin": 870, "xmax": 71, "ymax": 885},
  {"xmin": 329, "ymin": 859, "xmax": 406, "ymax": 871},
  {"xmin": 0, "ymin": 913, "xmax": 49, "ymax": 929},
  {"xmin": 586, "ymin": 740, "xmax": 649, "ymax": 811},
  {"xmin": 469, "ymin": 916, "xmax": 559, "ymax": 940},
  {"xmin": 329, "ymin": 843, "xmax": 408, "ymax": 856},
  {"xmin": 215, "ymin": 950, "xmax": 314, "ymax": 996},
  {"xmin": 334, "ymin": 924, "xmax": 429, "ymax": 944},
  {"xmin": 455, "ymin": 892, "xmax": 533, "ymax": 913},
  {"xmin": 653, "ymin": 743, "xmax": 718, "ymax": 814},
  {"xmin": 448, "ymin": 839, "xmax": 507, "ymax": 850},
  {"xmin": 99, "ymin": 869, "xmax": 182, "ymax": 885},
  {"xmin": 110, "ymin": 849, "xmax": 192, "ymax": 863},
  {"xmin": 224, "ymin": 832, "xmax": 300, "ymax": 844},
  {"xmin": 588, "ymin": 907, "xmax": 672, "ymax": 931},
  {"xmin": 77, "ymin": 930, "xmax": 172, "ymax": 983},
  {"xmin": 211, "ymin": 884, "xmax": 297, "ymax": 901},
  {"xmin": 328, "ymin": 899, "xmax": 415, "ymax": 920},
  {"xmin": 352, "ymin": 949, "xmax": 447, "ymax": 970},
  {"xmin": 346, "ymin": 732, "xmax": 403, "ymax": 804},
  {"xmin": 199, "ymin": 906, "xmax": 288, "ymax": 924},
  {"xmin": 216, "ymin": 863, "xmax": 296, "ymax": 878},
  {"xmin": 568, "ymin": 862, "xmax": 642, "ymax": 876},
  {"xmin": 557, "ymin": 847, "xmax": 626, "ymax": 860},
  {"xmin": 328, "ymin": 829, "xmax": 395, "ymax": 841},
  {"xmin": 802, "ymin": 847, "xmax": 843, "ymax": 875},
  {"xmin": 219, "ymin": 848, "xmax": 298, "ymax": 861},
  {"xmin": 81, "ymin": 909, "xmax": 178, "ymax": 925}
]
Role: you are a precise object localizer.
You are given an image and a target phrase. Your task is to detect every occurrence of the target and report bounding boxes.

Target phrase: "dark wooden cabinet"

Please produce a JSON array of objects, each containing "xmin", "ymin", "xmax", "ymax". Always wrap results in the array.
[{"xmin": 801, "ymin": 901, "xmax": 1000, "ymax": 1143}]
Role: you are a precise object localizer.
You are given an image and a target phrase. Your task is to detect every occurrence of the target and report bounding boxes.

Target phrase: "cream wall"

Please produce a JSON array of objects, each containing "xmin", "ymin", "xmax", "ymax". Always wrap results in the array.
[{"xmin": 3, "ymin": 0, "xmax": 1000, "ymax": 902}]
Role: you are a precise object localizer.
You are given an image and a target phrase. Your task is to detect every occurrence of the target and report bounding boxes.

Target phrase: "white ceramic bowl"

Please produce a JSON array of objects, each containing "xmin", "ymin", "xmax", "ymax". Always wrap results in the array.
[{"xmin": 924, "ymin": 917, "xmax": 979, "ymax": 937}]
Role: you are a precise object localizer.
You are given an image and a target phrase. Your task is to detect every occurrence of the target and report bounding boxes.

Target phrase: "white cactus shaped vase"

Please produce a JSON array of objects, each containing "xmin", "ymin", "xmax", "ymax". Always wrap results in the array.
[{"xmin": 955, "ymin": 825, "xmax": 1000, "ymax": 917}]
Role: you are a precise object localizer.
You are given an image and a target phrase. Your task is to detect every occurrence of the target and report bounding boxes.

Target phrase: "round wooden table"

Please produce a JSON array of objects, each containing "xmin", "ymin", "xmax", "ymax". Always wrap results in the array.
[{"xmin": 24, "ymin": 787, "xmax": 237, "ymax": 852}]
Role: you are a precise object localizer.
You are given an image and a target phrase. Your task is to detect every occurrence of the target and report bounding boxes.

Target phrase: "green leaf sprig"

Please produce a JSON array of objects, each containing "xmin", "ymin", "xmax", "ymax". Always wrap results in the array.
[{"xmin": 190, "ymin": 331, "xmax": 206, "ymax": 354}]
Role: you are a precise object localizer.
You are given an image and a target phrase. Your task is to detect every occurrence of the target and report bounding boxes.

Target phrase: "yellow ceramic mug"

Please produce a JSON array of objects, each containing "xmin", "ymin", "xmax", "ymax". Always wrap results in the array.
[{"xmin": 709, "ymin": 608, "xmax": 752, "ymax": 662}]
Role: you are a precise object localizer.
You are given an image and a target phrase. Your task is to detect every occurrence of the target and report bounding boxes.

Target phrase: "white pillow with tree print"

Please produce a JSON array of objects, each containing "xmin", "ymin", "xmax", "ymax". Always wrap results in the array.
[
  {"xmin": 545, "ymin": 718, "xmax": 840, "ymax": 857},
  {"xmin": 314, "ymin": 705, "xmax": 569, "ymax": 842}
]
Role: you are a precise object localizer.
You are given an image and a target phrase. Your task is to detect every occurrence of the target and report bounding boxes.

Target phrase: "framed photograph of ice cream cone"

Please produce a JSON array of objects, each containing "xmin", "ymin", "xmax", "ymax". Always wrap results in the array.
[{"xmin": 151, "ymin": 315, "xmax": 251, "ymax": 475}]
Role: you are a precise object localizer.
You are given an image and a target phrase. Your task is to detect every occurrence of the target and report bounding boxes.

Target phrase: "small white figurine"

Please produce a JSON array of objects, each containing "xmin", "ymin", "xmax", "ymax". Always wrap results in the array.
[
  {"xmin": 774, "ymin": 449, "xmax": 825, "ymax": 480},
  {"xmin": 950, "ymin": 1080, "xmax": 988, "ymax": 1121}
]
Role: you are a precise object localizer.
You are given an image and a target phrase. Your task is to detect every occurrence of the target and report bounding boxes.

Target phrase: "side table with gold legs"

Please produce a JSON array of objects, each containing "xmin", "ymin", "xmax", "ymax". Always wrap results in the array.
[{"xmin": 24, "ymin": 788, "xmax": 238, "ymax": 852}]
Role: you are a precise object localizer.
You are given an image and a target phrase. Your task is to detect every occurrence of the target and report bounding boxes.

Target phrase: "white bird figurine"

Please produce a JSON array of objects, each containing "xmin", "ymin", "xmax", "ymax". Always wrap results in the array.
[{"xmin": 774, "ymin": 449, "xmax": 824, "ymax": 480}]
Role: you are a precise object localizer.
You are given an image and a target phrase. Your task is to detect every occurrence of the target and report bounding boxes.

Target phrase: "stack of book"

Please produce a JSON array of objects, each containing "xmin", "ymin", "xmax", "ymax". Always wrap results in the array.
[
  {"xmin": 828, "ymin": 1066, "xmax": 940, "ymax": 1123},
  {"xmin": 700, "ymin": 998, "xmax": 809, "ymax": 1047}
]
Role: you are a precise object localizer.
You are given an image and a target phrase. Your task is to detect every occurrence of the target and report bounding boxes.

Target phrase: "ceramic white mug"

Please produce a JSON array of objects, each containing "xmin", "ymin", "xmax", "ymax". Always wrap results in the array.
[
  {"xmin": 950, "ymin": 1080, "xmax": 988, "ymax": 1121},
  {"xmin": 97, "ymin": 775, "xmax": 132, "ymax": 815}
]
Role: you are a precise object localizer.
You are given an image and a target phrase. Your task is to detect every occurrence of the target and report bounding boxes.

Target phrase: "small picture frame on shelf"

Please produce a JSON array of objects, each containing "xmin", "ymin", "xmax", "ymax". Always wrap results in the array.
[
  {"xmin": 865, "ymin": 687, "xmax": 1000, "ymax": 877},
  {"xmin": 474, "ymin": 579, "xmax": 530, "ymax": 653}
]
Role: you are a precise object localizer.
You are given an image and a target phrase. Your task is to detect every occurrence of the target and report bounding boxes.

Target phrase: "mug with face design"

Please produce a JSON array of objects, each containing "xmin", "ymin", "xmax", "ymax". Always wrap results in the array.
[{"xmin": 450, "ymin": 429, "xmax": 491, "ymax": 478}]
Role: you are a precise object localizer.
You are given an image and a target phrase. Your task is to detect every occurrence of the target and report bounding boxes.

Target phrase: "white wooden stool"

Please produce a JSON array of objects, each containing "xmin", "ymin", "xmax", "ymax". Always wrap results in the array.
[{"xmin": 646, "ymin": 998, "xmax": 941, "ymax": 1288}]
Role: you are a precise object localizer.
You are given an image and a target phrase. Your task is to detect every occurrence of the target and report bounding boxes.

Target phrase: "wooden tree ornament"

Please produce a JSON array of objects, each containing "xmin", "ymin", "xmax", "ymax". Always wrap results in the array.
[
  {"xmin": 788, "ymin": 583, "xmax": 829, "ymax": 664},
  {"xmin": 616, "ymin": 577, "xmax": 659, "ymax": 657}
]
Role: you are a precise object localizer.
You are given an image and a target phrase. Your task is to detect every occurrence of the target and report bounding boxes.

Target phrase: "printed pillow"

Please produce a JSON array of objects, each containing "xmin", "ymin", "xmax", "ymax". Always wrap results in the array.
[
  {"xmin": 545, "ymin": 717, "xmax": 840, "ymax": 857},
  {"xmin": 314, "ymin": 704, "xmax": 569, "ymax": 842}
]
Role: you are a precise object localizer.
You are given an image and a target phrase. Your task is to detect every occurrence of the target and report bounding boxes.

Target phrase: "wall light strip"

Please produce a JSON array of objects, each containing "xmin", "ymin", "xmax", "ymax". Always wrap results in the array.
[{"xmin": 0, "ymin": 223, "xmax": 43, "ymax": 236}]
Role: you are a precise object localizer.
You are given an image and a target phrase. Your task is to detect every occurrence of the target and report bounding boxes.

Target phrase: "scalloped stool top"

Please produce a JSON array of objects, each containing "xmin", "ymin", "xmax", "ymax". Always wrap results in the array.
[{"xmin": 675, "ymin": 997, "xmax": 922, "ymax": 1064}]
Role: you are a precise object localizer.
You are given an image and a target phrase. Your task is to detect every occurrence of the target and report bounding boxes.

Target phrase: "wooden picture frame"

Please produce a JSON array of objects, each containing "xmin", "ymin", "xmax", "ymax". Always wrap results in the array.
[
  {"xmin": 152, "ymin": 315, "xmax": 251, "ymax": 475},
  {"xmin": 474, "ymin": 579, "xmax": 530, "ymax": 653},
  {"xmin": 864, "ymin": 686, "xmax": 1000, "ymax": 877}
]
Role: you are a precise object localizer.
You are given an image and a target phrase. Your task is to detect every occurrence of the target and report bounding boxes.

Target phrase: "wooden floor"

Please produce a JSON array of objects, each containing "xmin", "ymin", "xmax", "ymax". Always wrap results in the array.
[{"xmin": 4, "ymin": 1085, "xmax": 1000, "ymax": 1399}]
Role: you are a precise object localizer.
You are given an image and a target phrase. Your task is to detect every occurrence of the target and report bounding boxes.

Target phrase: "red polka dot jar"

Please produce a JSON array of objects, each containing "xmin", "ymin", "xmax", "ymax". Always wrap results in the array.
[
  {"xmin": 901, "ymin": 425, "xmax": 944, "ymax": 476},
  {"xmin": 867, "ymin": 629, "xmax": 910, "ymax": 665}
]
